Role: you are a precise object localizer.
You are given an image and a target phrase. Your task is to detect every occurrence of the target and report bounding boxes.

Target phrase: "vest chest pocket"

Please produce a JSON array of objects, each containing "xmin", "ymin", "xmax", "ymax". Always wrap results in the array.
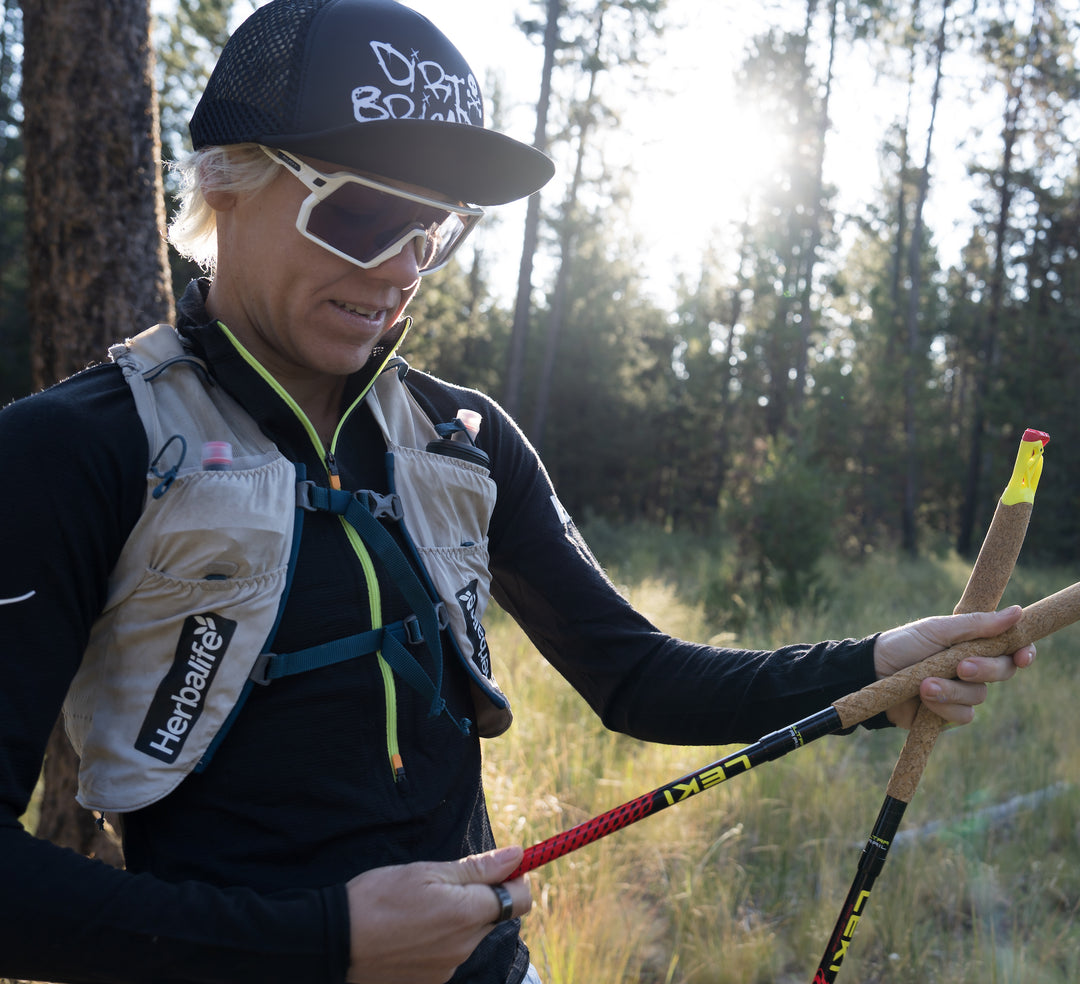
[
  {"xmin": 388, "ymin": 444, "xmax": 498, "ymax": 687},
  {"xmin": 143, "ymin": 454, "xmax": 295, "ymax": 582},
  {"xmin": 389, "ymin": 444, "xmax": 495, "ymax": 555},
  {"xmin": 68, "ymin": 454, "xmax": 298, "ymax": 811}
]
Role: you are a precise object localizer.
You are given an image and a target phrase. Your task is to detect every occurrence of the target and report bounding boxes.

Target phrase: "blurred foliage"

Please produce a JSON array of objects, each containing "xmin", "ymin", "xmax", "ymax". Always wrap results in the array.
[{"xmin": 1, "ymin": 0, "xmax": 1078, "ymax": 577}]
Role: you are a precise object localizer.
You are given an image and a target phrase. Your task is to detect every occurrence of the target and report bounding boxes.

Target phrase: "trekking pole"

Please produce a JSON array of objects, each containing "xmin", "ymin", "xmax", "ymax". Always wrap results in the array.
[
  {"xmin": 811, "ymin": 428, "xmax": 1049, "ymax": 984},
  {"xmin": 510, "ymin": 573, "xmax": 1079, "ymax": 880}
]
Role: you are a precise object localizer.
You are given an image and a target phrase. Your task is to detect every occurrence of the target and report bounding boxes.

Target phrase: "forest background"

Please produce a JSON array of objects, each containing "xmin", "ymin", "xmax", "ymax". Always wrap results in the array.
[
  {"xmin": 2, "ymin": 0, "xmax": 1080, "ymax": 594},
  {"xmin": 0, "ymin": 1, "xmax": 1079, "ymax": 981}
]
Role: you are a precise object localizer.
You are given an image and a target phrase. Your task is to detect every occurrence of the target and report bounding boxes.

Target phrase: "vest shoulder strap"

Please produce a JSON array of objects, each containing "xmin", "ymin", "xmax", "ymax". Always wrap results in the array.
[{"xmin": 110, "ymin": 324, "xmax": 279, "ymax": 479}]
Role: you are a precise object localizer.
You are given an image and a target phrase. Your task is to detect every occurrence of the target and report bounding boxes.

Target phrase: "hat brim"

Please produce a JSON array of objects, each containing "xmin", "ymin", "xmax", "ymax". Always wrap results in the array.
[{"xmin": 267, "ymin": 119, "xmax": 554, "ymax": 206}]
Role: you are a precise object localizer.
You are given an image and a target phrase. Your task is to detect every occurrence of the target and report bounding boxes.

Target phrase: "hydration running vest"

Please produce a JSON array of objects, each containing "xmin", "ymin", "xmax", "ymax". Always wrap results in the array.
[{"xmin": 63, "ymin": 323, "xmax": 511, "ymax": 813}]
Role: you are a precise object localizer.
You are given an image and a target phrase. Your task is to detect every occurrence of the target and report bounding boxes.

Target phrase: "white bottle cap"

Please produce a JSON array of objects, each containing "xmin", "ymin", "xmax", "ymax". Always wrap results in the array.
[{"xmin": 456, "ymin": 410, "xmax": 482, "ymax": 439}]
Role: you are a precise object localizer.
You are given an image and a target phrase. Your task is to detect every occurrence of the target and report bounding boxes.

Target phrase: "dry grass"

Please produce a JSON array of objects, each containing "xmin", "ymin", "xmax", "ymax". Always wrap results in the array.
[
  {"xmin": 8, "ymin": 545, "xmax": 1078, "ymax": 984},
  {"xmin": 481, "ymin": 547, "xmax": 1080, "ymax": 983}
]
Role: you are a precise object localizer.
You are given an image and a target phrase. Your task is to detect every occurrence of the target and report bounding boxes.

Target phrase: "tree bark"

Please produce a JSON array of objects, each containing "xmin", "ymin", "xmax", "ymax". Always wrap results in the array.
[
  {"xmin": 957, "ymin": 5, "xmax": 1032, "ymax": 557},
  {"xmin": 22, "ymin": 0, "xmax": 172, "ymax": 386},
  {"xmin": 503, "ymin": 0, "xmax": 560, "ymax": 419},
  {"xmin": 900, "ymin": 0, "xmax": 950, "ymax": 556},
  {"xmin": 791, "ymin": 0, "xmax": 837, "ymax": 431},
  {"xmin": 528, "ymin": 6, "xmax": 605, "ymax": 449},
  {"xmin": 20, "ymin": 0, "xmax": 173, "ymax": 866}
]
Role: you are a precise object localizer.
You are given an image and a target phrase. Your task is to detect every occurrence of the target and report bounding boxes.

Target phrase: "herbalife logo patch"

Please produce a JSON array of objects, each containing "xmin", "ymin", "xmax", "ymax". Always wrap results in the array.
[
  {"xmin": 135, "ymin": 614, "xmax": 236, "ymax": 763},
  {"xmin": 456, "ymin": 580, "xmax": 491, "ymax": 678}
]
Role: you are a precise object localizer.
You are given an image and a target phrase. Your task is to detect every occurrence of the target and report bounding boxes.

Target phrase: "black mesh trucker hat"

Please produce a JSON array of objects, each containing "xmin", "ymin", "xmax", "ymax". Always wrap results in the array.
[{"xmin": 189, "ymin": 0, "xmax": 554, "ymax": 206}]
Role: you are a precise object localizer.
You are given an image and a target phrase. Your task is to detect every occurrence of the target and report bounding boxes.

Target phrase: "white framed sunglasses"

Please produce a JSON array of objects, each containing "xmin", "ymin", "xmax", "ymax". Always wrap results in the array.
[{"xmin": 261, "ymin": 146, "xmax": 485, "ymax": 275}]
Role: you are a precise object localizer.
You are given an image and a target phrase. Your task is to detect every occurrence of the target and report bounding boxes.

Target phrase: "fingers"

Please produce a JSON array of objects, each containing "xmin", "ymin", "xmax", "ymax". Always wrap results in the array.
[
  {"xmin": 345, "ymin": 849, "xmax": 532, "ymax": 984},
  {"xmin": 453, "ymin": 845, "xmax": 523, "ymax": 886},
  {"xmin": 915, "ymin": 606, "xmax": 1023, "ymax": 652},
  {"xmin": 454, "ymin": 846, "xmax": 532, "ymax": 924},
  {"xmin": 1013, "ymin": 643, "xmax": 1037, "ymax": 669},
  {"xmin": 486, "ymin": 878, "xmax": 530, "ymax": 925},
  {"xmin": 956, "ymin": 641, "xmax": 1036, "ymax": 682},
  {"xmin": 948, "ymin": 605, "xmax": 1024, "ymax": 643},
  {"xmin": 913, "ymin": 641, "xmax": 1036, "ymax": 726},
  {"xmin": 875, "ymin": 606, "xmax": 1026, "ymax": 679},
  {"xmin": 878, "ymin": 610, "xmax": 1036, "ymax": 729},
  {"xmin": 919, "ymin": 677, "xmax": 985, "ymax": 724}
]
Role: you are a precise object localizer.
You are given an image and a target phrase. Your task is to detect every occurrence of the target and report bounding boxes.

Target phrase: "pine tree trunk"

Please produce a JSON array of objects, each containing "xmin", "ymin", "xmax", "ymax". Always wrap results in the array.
[
  {"xmin": 901, "ymin": 0, "xmax": 951, "ymax": 556},
  {"xmin": 529, "ymin": 8, "xmax": 606, "ymax": 449},
  {"xmin": 503, "ymin": 0, "xmax": 560, "ymax": 419},
  {"xmin": 957, "ymin": 80, "xmax": 1021, "ymax": 556},
  {"xmin": 20, "ymin": 0, "xmax": 173, "ymax": 866},
  {"xmin": 21, "ymin": 0, "xmax": 173, "ymax": 384}
]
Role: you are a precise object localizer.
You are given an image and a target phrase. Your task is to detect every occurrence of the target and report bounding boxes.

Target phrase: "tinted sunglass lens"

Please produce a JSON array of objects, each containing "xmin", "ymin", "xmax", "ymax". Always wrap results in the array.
[
  {"xmin": 419, "ymin": 217, "xmax": 468, "ymax": 271},
  {"xmin": 299, "ymin": 175, "xmax": 478, "ymax": 272},
  {"xmin": 308, "ymin": 184, "xmax": 446, "ymax": 266}
]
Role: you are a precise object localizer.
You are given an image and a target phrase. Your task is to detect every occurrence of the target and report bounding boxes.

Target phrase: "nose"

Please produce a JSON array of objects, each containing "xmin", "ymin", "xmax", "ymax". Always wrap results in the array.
[{"xmin": 368, "ymin": 234, "xmax": 423, "ymax": 287}]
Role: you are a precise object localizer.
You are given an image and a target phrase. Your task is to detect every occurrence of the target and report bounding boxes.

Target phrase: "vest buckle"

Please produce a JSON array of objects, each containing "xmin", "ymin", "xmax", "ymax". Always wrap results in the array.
[
  {"xmin": 356, "ymin": 490, "xmax": 404, "ymax": 522},
  {"xmin": 249, "ymin": 651, "xmax": 276, "ymax": 686},
  {"xmin": 295, "ymin": 480, "xmax": 319, "ymax": 512},
  {"xmin": 402, "ymin": 614, "xmax": 424, "ymax": 645},
  {"xmin": 401, "ymin": 602, "xmax": 449, "ymax": 645}
]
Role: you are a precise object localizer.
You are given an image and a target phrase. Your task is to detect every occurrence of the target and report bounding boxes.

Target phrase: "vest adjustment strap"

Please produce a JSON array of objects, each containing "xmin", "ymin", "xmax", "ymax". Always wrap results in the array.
[
  {"xmin": 286, "ymin": 479, "xmax": 470, "ymax": 735},
  {"xmin": 297, "ymin": 480, "xmax": 403, "ymax": 522},
  {"xmin": 249, "ymin": 620, "xmax": 468, "ymax": 733},
  {"xmin": 250, "ymin": 625, "xmax": 387, "ymax": 685}
]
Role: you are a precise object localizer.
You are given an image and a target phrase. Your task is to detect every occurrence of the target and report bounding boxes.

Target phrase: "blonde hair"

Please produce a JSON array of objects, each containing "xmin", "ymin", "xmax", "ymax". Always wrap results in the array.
[{"xmin": 167, "ymin": 143, "xmax": 280, "ymax": 273}]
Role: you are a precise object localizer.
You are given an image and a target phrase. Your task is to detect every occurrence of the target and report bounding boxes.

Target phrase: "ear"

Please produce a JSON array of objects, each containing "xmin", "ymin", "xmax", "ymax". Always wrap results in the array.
[{"xmin": 204, "ymin": 188, "xmax": 238, "ymax": 212}]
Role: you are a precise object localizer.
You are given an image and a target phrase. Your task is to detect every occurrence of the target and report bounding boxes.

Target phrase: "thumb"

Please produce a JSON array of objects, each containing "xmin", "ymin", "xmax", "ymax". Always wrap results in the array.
[
  {"xmin": 453, "ymin": 846, "xmax": 525, "ymax": 887},
  {"xmin": 946, "ymin": 605, "xmax": 1022, "ymax": 644},
  {"xmin": 876, "ymin": 605, "xmax": 1023, "ymax": 677}
]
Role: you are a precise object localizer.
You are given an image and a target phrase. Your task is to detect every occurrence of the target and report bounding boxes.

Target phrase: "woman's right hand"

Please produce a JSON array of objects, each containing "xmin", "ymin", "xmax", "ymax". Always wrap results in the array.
[{"xmin": 345, "ymin": 845, "xmax": 531, "ymax": 984}]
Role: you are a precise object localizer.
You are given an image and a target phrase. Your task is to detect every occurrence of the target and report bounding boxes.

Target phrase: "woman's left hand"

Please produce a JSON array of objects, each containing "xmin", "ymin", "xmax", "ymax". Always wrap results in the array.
[{"xmin": 873, "ymin": 606, "xmax": 1037, "ymax": 728}]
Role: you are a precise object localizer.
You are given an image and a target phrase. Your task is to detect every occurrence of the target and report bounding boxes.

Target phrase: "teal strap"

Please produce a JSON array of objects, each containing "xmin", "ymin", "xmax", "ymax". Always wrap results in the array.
[
  {"xmin": 380, "ymin": 632, "xmax": 446, "ymax": 721},
  {"xmin": 250, "ymin": 621, "xmax": 458, "ymax": 728},
  {"xmin": 299, "ymin": 482, "xmax": 445, "ymax": 675},
  {"xmin": 251, "ymin": 625, "xmax": 387, "ymax": 684},
  {"xmin": 288, "ymin": 482, "xmax": 469, "ymax": 733}
]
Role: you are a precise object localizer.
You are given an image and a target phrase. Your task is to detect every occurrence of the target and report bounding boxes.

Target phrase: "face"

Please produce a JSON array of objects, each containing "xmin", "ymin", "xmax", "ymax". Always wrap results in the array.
[{"xmin": 205, "ymin": 155, "xmax": 424, "ymax": 401}]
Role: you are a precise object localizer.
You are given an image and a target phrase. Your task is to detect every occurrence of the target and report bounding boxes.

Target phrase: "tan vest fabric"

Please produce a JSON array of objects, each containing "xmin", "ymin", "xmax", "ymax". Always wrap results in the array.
[
  {"xmin": 366, "ymin": 372, "xmax": 509, "ymax": 737},
  {"xmin": 64, "ymin": 324, "xmax": 509, "ymax": 813}
]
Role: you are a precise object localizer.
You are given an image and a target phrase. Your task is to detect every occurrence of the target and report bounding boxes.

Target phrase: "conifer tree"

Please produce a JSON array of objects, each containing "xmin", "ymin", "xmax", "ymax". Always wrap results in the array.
[{"xmin": 20, "ymin": 0, "xmax": 172, "ymax": 865}]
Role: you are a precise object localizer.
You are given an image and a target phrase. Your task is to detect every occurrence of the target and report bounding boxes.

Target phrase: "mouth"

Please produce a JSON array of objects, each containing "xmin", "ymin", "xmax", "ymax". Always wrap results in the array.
[{"xmin": 332, "ymin": 299, "xmax": 389, "ymax": 324}]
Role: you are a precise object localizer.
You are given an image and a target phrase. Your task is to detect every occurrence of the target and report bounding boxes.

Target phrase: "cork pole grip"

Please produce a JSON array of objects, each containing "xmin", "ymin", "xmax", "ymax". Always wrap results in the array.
[
  {"xmin": 885, "ymin": 500, "xmax": 1033, "ymax": 801},
  {"xmin": 953, "ymin": 501, "xmax": 1034, "ymax": 615},
  {"xmin": 833, "ymin": 579, "xmax": 1080, "ymax": 729}
]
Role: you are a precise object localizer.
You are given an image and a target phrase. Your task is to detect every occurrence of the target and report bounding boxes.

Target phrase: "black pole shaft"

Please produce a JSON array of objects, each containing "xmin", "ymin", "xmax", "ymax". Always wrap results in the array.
[
  {"xmin": 512, "ymin": 708, "xmax": 843, "ymax": 877},
  {"xmin": 813, "ymin": 796, "xmax": 909, "ymax": 983}
]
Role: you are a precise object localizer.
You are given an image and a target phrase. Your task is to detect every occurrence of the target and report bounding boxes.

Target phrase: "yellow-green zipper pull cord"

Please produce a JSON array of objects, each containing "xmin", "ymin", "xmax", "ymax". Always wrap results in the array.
[
  {"xmin": 215, "ymin": 320, "xmax": 408, "ymax": 784},
  {"xmin": 325, "ymin": 445, "xmax": 408, "ymax": 786}
]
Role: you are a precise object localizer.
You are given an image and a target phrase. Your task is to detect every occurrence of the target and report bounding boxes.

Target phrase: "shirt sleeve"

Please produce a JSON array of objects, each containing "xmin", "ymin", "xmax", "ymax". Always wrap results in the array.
[
  {"xmin": 0, "ymin": 368, "xmax": 350, "ymax": 984},
  {"xmin": 445, "ymin": 388, "xmax": 883, "ymax": 746}
]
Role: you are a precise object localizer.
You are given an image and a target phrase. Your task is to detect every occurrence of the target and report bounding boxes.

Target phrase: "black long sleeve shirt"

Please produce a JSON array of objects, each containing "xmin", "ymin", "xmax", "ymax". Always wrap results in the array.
[{"xmin": 0, "ymin": 280, "xmax": 880, "ymax": 983}]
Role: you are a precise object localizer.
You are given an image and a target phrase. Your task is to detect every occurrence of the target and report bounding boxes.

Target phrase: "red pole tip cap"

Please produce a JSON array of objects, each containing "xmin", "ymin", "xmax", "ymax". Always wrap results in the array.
[{"xmin": 1022, "ymin": 428, "xmax": 1050, "ymax": 446}]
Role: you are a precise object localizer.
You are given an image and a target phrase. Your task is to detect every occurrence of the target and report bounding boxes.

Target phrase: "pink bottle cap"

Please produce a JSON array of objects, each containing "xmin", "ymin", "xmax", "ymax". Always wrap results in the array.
[{"xmin": 201, "ymin": 441, "xmax": 233, "ymax": 468}]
